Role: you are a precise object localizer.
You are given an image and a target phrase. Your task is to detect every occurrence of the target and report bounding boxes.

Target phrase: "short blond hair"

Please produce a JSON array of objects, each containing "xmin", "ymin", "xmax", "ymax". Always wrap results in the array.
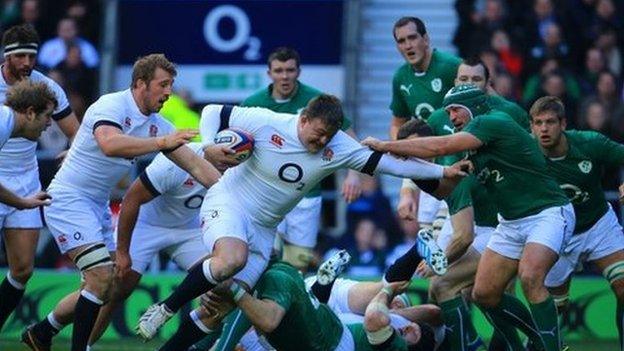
[
  {"xmin": 529, "ymin": 96, "xmax": 565, "ymax": 121},
  {"xmin": 131, "ymin": 53, "xmax": 176, "ymax": 88}
]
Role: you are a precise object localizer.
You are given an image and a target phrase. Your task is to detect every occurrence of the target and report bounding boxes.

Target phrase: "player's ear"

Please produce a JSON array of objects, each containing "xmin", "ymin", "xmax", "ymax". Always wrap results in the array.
[
  {"xmin": 561, "ymin": 117, "xmax": 567, "ymax": 130},
  {"xmin": 25, "ymin": 106, "xmax": 36, "ymax": 121}
]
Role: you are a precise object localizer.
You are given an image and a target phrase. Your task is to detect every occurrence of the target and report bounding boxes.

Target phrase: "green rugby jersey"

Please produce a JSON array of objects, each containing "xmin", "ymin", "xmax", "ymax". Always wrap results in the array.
[
  {"xmin": 390, "ymin": 50, "xmax": 461, "ymax": 121},
  {"xmin": 347, "ymin": 323, "xmax": 408, "ymax": 351},
  {"xmin": 463, "ymin": 111, "xmax": 569, "ymax": 220},
  {"xmin": 255, "ymin": 261, "xmax": 344, "ymax": 350},
  {"xmin": 242, "ymin": 81, "xmax": 351, "ymax": 198},
  {"xmin": 545, "ymin": 130, "xmax": 624, "ymax": 233}
]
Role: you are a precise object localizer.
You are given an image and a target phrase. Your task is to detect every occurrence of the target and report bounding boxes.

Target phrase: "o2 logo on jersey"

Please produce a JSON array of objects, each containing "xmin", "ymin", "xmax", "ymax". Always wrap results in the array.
[
  {"xmin": 278, "ymin": 163, "xmax": 306, "ymax": 191},
  {"xmin": 203, "ymin": 5, "xmax": 261, "ymax": 61},
  {"xmin": 476, "ymin": 167, "xmax": 504, "ymax": 184},
  {"xmin": 560, "ymin": 184, "xmax": 590, "ymax": 204},
  {"xmin": 184, "ymin": 194, "xmax": 204, "ymax": 209}
]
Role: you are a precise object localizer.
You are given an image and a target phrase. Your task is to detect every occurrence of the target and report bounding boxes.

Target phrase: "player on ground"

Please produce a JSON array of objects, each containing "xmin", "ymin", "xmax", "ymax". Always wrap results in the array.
[
  {"xmin": 210, "ymin": 239, "xmax": 443, "ymax": 350},
  {"xmin": 389, "ymin": 16, "xmax": 461, "ymax": 233},
  {"xmin": 531, "ymin": 96, "xmax": 624, "ymax": 350},
  {"xmin": 241, "ymin": 46, "xmax": 361, "ymax": 271},
  {"xmin": 0, "ymin": 24, "xmax": 81, "ymax": 332},
  {"xmin": 136, "ymin": 95, "xmax": 469, "ymax": 342},
  {"xmin": 21, "ymin": 54, "xmax": 222, "ymax": 351},
  {"xmin": 363, "ymin": 84, "xmax": 575, "ymax": 351}
]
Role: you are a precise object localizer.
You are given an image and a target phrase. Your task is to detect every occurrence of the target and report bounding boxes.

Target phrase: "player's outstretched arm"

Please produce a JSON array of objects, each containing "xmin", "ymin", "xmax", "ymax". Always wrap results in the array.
[
  {"xmin": 165, "ymin": 145, "xmax": 222, "ymax": 189},
  {"xmin": 362, "ymin": 132, "xmax": 482, "ymax": 159},
  {"xmin": 375, "ymin": 154, "xmax": 470, "ymax": 181},
  {"xmin": 0, "ymin": 184, "xmax": 51, "ymax": 209},
  {"xmin": 116, "ymin": 178, "xmax": 157, "ymax": 278},
  {"xmin": 94, "ymin": 124, "xmax": 197, "ymax": 158}
]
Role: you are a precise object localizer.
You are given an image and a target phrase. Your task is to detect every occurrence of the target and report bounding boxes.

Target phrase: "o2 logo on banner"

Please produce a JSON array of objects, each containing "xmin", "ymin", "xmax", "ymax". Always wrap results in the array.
[{"xmin": 203, "ymin": 5, "xmax": 261, "ymax": 61}]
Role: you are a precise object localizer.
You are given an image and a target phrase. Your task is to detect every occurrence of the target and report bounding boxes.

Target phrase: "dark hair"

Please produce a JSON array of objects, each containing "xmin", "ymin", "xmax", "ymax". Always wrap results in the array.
[
  {"xmin": 302, "ymin": 94, "xmax": 343, "ymax": 131},
  {"xmin": 2, "ymin": 24, "xmax": 40, "ymax": 47},
  {"xmin": 408, "ymin": 323, "xmax": 436, "ymax": 351},
  {"xmin": 131, "ymin": 53, "xmax": 177, "ymax": 88},
  {"xmin": 397, "ymin": 119, "xmax": 433, "ymax": 140},
  {"xmin": 393, "ymin": 17, "xmax": 427, "ymax": 40},
  {"xmin": 267, "ymin": 47, "xmax": 300, "ymax": 69},
  {"xmin": 529, "ymin": 96, "xmax": 565, "ymax": 121},
  {"xmin": 5, "ymin": 80, "xmax": 58, "ymax": 114},
  {"xmin": 461, "ymin": 57, "xmax": 490, "ymax": 82}
]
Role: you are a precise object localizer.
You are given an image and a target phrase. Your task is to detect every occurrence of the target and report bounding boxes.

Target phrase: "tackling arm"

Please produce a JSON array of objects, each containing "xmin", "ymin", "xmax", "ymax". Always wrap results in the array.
[
  {"xmin": 366, "ymin": 132, "xmax": 482, "ymax": 159},
  {"xmin": 234, "ymin": 290, "xmax": 286, "ymax": 334}
]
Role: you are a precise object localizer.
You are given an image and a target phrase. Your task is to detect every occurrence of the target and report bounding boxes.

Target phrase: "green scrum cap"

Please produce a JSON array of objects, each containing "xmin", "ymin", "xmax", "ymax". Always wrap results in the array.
[{"xmin": 442, "ymin": 84, "xmax": 489, "ymax": 119}]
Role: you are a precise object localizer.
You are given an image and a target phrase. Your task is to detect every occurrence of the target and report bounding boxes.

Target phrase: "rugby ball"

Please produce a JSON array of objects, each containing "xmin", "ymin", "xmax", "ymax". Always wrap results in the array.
[{"xmin": 214, "ymin": 128, "xmax": 254, "ymax": 162}]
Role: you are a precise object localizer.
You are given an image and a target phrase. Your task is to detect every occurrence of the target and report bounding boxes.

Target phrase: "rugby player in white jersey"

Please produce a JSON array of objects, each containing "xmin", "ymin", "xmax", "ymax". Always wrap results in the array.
[
  {"xmin": 0, "ymin": 24, "xmax": 80, "ymax": 332},
  {"xmin": 21, "ymin": 54, "xmax": 223, "ymax": 351},
  {"xmin": 137, "ymin": 94, "xmax": 470, "ymax": 340}
]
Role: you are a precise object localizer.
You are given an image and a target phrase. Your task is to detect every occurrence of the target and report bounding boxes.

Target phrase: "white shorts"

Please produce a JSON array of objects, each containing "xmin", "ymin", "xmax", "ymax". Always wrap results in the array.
[
  {"xmin": 327, "ymin": 278, "xmax": 359, "ymax": 314},
  {"xmin": 487, "ymin": 204, "xmax": 575, "ymax": 260},
  {"xmin": 418, "ymin": 191, "xmax": 444, "ymax": 224},
  {"xmin": 240, "ymin": 328, "xmax": 275, "ymax": 351},
  {"xmin": 545, "ymin": 206, "xmax": 624, "ymax": 287},
  {"xmin": 128, "ymin": 223, "xmax": 206, "ymax": 274},
  {"xmin": 277, "ymin": 196, "xmax": 321, "ymax": 248},
  {"xmin": 200, "ymin": 189, "xmax": 275, "ymax": 288},
  {"xmin": 0, "ymin": 171, "xmax": 43, "ymax": 229},
  {"xmin": 437, "ymin": 221, "xmax": 493, "ymax": 255},
  {"xmin": 44, "ymin": 189, "xmax": 115, "ymax": 254}
]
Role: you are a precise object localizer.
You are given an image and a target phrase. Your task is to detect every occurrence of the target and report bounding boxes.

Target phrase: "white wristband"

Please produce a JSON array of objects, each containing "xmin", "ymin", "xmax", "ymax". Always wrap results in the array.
[{"xmin": 230, "ymin": 282, "xmax": 245, "ymax": 302}]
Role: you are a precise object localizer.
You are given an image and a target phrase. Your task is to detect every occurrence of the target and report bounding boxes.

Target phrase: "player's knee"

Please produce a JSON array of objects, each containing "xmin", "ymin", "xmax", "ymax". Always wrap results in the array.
[
  {"xmin": 518, "ymin": 268, "xmax": 545, "ymax": 294},
  {"xmin": 83, "ymin": 266, "xmax": 114, "ymax": 300},
  {"xmin": 9, "ymin": 264, "xmax": 34, "ymax": 284},
  {"xmin": 471, "ymin": 285, "xmax": 500, "ymax": 308},
  {"xmin": 212, "ymin": 252, "xmax": 247, "ymax": 281}
]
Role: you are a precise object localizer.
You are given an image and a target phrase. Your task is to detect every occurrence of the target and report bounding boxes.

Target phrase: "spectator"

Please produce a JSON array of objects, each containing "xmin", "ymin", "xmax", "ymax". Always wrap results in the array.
[
  {"xmin": 344, "ymin": 219, "xmax": 386, "ymax": 277},
  {"xmin": 345, "ymin": 175, "xmax": 402, "ymax": 246},
  {"xmin": 528, "ymin": 70, "xmax": 580, "ymax": 127},
  {"xmin": 523, "ymin": 57, "xmax": 581, "ymax": 107},
  {"xmin": 490, "ymin": 29, "xmax": 524, "ymax": 78},
  {"xmin": 54, "ymin": 43, "xmax": 97, "ymax": 104},
  {"xmin": 579, "ymin": 47, "xmax": 607, "ymax": 94},
  {"xmin": 38, "ymin": 17, "xmax": 99, "ymax": 69},
  {"xmin": 0, "ymin": 0, "xmax": 20, "ymax": 31},
  {"xmin": 579, "ymin": 100, "xmax": 611, "ymax": 133},
  {"xmin": 595, "ymin": 25, "xmax": 622, "ymax": 76},
  {"xmin": 528, "ymin": 22, "xmax": 570, "ymax": 73},
  {"xmin": 493, "ymin": 71, "xmax": 518, "ymax": 102},
  {"xmin": 65, "ymin": 0, "xmax": 100, "ymax": 43},
  {"xmin": 385, "ymin": 216, "xmax": 419, "ymax": 269},
  {"xmin": 581, "ymin": 70, "xmax": 621, "ymax": 113}
]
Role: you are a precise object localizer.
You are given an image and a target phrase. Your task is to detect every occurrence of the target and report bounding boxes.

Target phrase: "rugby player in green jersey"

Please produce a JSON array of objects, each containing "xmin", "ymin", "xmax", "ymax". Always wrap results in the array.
[
  {"xmin": 530, "ymin": 96, "xmax": 624, "ymax": 350},
  {"xmin": 242, "ymin": 47, "xmax": 361, "ymax": 272},
  {"xmin": 390, "ymin": 16, "xmax": 461, "ymax": 237},
  {"xmin": 363, "ymin": 84, "xmax": 575, "ymax": 351}
]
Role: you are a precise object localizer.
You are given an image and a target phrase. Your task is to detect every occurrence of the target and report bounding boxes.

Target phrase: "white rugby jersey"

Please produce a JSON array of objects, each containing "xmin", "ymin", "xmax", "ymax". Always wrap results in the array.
[
  {"xmin": 200, "ymin": 105, "xmax": 444, "ymax": 228},
  {"xmin": 137, "ymin": 142, "xmax": 207, "ymax": 229},
  {"xmin": 0, "ymin": 106, "xmax": 15, "ymax": 149},
  {"xmin": 0, "ymin": 69, "xmax": 71, "ymax": 175},
  {"xmin": 49, "ymin": 89, "xmax": 175, "ymax": 200}
]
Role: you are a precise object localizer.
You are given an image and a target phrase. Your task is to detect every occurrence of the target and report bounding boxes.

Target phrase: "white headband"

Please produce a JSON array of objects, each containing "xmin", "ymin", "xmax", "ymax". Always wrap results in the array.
[{"xmin": 3, "ymin": 42, "xmax": 38, "ymax": 57}]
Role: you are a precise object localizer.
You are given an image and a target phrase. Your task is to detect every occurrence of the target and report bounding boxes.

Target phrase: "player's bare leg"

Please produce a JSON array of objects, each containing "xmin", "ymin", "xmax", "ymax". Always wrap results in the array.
[
  {"xmin": 0, "ymin": 228, "xmax": 38, "ymax": 330},
  {"xmin": 138, "ymin": 238, "xmax": 248, "ymax": 340}
]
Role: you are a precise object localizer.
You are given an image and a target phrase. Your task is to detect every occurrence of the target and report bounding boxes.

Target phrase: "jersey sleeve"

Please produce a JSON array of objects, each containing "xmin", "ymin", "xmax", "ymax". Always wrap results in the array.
[
  {"xmin": 585, "ymin": 131, "xmax": 624, "ymax": 165},
  {"xmin": 462, "ymin": 115, "xmax": 503, "ymax": 146},
  {"xmin": 328, "ymin": 131, "xmax": 377, "ymax": 173},
  {"xmin": 200, "ymin": 105, "xmax": 272, "ymax": 143},
  {"xmin": 88, "ymin": 95, "xmax": 126, "ymax": 131},
  {"xmin": 257, "ymin": 270, "xmax": 295, "ymax": 311},
  {"xmin": 446, "ymin": 177, "xmax": 473, "ymax": 215},
  {"xmin": 141, "ymin": 152, "xmax": 186, "ymax": 196},
  {"xmin": 389, "ymin": 72, "xmax": 410, "ymax": 118},
  {"xmin": 42, "ymin": 75, "xmax": 72, "ymax": 120}
]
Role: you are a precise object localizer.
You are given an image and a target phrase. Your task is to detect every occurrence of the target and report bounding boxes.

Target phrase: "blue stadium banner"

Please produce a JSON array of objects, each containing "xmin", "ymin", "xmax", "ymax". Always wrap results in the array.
[{"xmin": 116, "ymin": 0, "xmax": 345, "ymax": 102}]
